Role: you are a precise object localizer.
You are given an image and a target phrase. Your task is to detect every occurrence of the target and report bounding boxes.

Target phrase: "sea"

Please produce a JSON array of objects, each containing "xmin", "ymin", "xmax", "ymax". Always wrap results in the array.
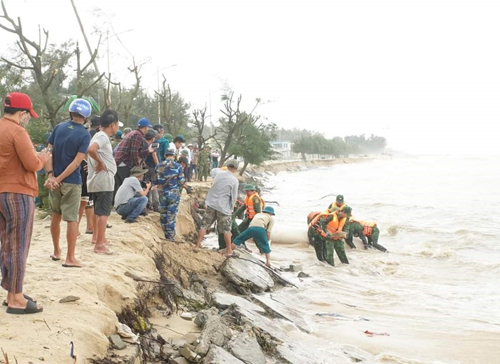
[{"xmin": 252, "ymin": 155, "xmax": 500, "ymax": 364}]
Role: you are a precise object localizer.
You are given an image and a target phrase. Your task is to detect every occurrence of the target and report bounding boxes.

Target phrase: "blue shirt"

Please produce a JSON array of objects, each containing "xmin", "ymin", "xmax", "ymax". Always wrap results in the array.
[
  {"xmin": 155, "ymin": 159, "xmax": 185, "ymax": 191},
  {"xmin": 48, "ymin": 120, "xmax": 90, "ymax": 184}
]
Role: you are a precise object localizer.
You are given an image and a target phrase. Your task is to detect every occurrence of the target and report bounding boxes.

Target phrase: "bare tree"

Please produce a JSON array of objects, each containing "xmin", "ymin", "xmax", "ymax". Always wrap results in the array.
[
  {"xmin": 120, "ymin": 61, "xmax": 142, "ymax": 123},
  {"xmin": 0, "ymin": 0, "xmax": 103, "ymax": 126},
  {"xmin": 216, "ymin": 92, "xmax": 260, "ymax": 164},
  {"xmin": 0, "ymin": 0, "xmax": 66, "ymax": 126},
  {"xmin": 74, "ymin": 43, "xmax": 105, "ymax": 97},
  {"xmin": 191, "ymin": 106, "xmax": 216, "ymax": 148}
]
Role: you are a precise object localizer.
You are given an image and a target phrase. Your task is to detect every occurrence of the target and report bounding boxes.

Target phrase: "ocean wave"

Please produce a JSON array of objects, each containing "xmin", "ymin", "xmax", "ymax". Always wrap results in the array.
[
  {"xmin": 375, "ymin": 353, "xmax": 426, "ymax": 364},
  {"xmin": 386, "ymin": 225, "xmax": 495, "ymax": 240},
  {"xmin": 369, "ymin": 202, "xmax": 436, "ymax": 210}
]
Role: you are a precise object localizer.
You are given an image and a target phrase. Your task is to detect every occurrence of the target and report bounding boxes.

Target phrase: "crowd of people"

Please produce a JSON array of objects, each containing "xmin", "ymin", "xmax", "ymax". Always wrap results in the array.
[
  {"xmin": 0, "ymin": 92, "xmax": 385, "ymax": 316},
  {"xmin": 0, "ymin": 92, "xmax": 236, "ymax": 315}
]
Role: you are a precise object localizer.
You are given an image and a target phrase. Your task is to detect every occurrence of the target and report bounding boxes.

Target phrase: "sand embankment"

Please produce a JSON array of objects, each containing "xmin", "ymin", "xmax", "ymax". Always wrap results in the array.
[{"xmin": 0, "ymin": 192, "xmax": 222, "ymax": 364}]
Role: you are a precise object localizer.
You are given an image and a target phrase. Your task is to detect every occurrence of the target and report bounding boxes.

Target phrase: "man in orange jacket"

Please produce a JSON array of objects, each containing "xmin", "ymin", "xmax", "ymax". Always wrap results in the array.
[{"xmin": 312, "ymin": 206, "xmax": 351, "ymax": 266}]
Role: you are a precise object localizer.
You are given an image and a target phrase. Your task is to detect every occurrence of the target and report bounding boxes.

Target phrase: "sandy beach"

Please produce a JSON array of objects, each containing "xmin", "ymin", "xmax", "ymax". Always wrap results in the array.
[{"xmin": 0, "ymin": 158, "xmax": 374, "ymax": 363}]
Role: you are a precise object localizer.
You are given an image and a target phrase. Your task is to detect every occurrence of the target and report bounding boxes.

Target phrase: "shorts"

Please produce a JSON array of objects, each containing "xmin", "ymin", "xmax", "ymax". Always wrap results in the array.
[
  {"xmin": 91, "ymin": 191, "xmax": 113, "ymax": 216},
  {"xmin": 49, "ymin": 183, "xmax": 82, "ymax": 222},
  {"xmin": 200, "ymin": 206, "xmax": 232, "ymax": 234}
]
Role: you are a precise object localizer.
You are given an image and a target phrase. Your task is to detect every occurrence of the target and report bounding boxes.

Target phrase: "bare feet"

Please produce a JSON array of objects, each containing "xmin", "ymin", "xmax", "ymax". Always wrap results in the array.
[
  {"xmin": 92, "ymin": 238, "xmax": 109, "ymax": 245},
  {"xmin": 94, "ymin": 247, "xmax": 113, "ymax": 255},
  {"xmin": 63, "ymin": 258, "xmax": 83, "ymax": 268}
]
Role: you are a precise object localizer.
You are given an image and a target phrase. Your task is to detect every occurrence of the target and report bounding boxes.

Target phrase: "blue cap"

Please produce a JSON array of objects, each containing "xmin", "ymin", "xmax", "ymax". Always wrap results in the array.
[
  {"xmin": 263, "ymin": 206, "xmax": 275, "ymax": 215},
  {"xmin": 164, "ymin": 148, "xmax": 175, "ymax": 156},
  {"xmin": 115, "ymin": 130, "xmax": 123, "ymax": 138},
  {"xmin": 137, "ymin": 118, "xmax": 152, "ymax": 128}
]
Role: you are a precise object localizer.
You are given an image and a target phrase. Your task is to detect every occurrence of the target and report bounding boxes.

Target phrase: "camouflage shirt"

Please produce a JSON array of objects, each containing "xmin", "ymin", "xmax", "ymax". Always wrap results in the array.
[
  {"xmin": 198, "ymin": 149, "xmax": 210, "ymax": 166},
  {"xmin": 155, "ymin": 159, "xmax": 185, "ymax": 192}
]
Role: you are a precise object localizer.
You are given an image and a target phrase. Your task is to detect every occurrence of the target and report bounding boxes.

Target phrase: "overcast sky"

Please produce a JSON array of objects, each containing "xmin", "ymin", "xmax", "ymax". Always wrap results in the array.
[{"xmin": 1, "ymin": 0, "xmax": 499, "ymax": 155}]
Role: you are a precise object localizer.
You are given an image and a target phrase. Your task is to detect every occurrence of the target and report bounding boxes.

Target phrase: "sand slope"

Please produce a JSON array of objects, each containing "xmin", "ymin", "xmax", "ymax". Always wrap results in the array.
[{"xmin": 0, "ymin": 192, "xmax": 218, "ymax": 363}]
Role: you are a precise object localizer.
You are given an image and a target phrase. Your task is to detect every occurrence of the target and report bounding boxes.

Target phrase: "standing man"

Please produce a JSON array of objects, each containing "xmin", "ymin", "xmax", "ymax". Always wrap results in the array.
[
  {"xmin": 87, "ymin": 109, "xmax": 119, "ymax": 255},
  {"xmin": 155, "ymin": 149, "xmax": 185, "ymax": 241},
  {"xmin": 153, "ymin": 124, "xmax": 169, "ymax": 163},
  {"xmin": 114, "ymin": 118, "xmax": 155, "ymax": 197},
  {"xmin": 0, "ymin": 92, "xmax": 49, "ymax": 314},
  {"xmin": 310, "ymin": 207, "xmax": 351, "ymax": 266},
  {"xmin": 45, "ymin": 98, "xmax": 92, "ymax": 268},
  {"xmin": 171, "ymin": 135, "xmax": 185, "ymax": 161},
  {"xmin": 328, "ymin": 194, "xmax": 346, "ymax": 212},
  {"xmin": 186, "ymin": 144, "xmax": 194, "ymax": 181},
  {"xmin": 89, "ymin": 115, "xmax": 101, "ymax": 137},
  {"xmin": 194, "ymin": 159, "xmax": 239, "ymax": 257},
  {"xmin": 233, "ymin": 207, "xmax": 276, "ymax": 267},
  {"xmin": 112, "ymin": 130, "xmax": 123, "ymax": 150},
  {"xmin": 190, "ymin": 145, "xmax": 199, "ymax": 182},
  {"xmin": 307, "ymin": 211, "xmax": 327, "ymax": 261},
  {"xmin": 198, "ymin": 145, "xmax": 210, "ymax": 182},
  {"xmin": 211, "ymin": 149, "xmax": 220, "ymax": 169}
]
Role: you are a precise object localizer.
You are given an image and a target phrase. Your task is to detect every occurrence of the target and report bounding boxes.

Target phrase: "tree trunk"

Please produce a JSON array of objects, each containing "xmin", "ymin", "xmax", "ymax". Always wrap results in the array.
[{"xmin": 239, "ymin": 161, "xmax": 249, "ymax": 176}]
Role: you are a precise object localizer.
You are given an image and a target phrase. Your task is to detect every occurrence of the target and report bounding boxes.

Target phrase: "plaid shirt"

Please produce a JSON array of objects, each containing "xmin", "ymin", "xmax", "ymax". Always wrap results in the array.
[{"xmin": 114, "ymin": 129, "xmax": 149, "ymax": 168}]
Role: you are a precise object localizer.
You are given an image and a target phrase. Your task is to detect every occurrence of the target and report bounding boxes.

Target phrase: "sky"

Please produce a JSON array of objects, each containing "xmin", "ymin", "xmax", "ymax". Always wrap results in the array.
[{"xmin": 1, "ymin": 0, "xmax": 499, "ymax": 155}]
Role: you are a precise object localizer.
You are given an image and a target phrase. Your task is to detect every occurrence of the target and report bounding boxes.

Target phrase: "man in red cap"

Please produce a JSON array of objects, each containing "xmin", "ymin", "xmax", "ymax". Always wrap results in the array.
[{"xmin": 0, "ymin": 92, "xmax": 50, "ymax": 314}]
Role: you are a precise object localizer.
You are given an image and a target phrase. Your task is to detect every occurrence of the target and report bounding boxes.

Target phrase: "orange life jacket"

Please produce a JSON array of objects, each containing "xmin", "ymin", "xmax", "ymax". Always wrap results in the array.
[
  {"xmin": 308, "ymin": 209, "xmax": 330, "ymax": 228},
  {"xmin": 324, "ymin": 212, "xmax": 346, "ymax": 239},
  {"xmin": 360, "ymin": 221, "xmax": 377, "ymax": 236},
  {"xmin": 307, "ymin": 211, "xmax": 321, "ymax": 224},
  {"xmin": 310, "ymin": 211, "xmax": 346, "ymax": 239},
  {"xmin": 244, "ymin": 192, "xmax": 263, "ymax": 219}
]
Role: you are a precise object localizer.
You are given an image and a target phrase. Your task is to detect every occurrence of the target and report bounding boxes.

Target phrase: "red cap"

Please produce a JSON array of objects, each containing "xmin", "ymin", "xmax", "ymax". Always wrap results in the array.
[{"xmin": 4, "ymin": 92, "xmax": 39, "ymax": 119}]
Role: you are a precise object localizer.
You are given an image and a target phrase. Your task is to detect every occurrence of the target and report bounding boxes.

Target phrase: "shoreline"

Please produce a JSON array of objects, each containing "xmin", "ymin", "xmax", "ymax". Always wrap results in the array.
[{"xmin": 0, "ymin": 157, "xmax": 376, "ymax": 363}]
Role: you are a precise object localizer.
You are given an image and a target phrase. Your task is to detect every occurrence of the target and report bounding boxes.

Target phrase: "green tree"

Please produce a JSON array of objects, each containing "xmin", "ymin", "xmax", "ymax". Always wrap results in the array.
[{"xmin": 228, "ymin": 122, "xmax": 277, "ymax": 175}]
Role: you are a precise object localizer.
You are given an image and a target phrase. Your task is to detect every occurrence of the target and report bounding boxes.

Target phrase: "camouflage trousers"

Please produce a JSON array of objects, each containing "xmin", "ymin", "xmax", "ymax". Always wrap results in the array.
[
  {"xmin": 218, "ymin": 219, "xmax": 240, "ymax": 249},
  {"xmin": 308, "ymin": 227, "xmax": 326, "ymax": 262},
  {"xmin": 198, "ymin": 164, "xmax": 209, "ymax": 182},
  {"xmin": 159, "ymin": 189, "xmax": 180, "ymax": 240},
  {"xmin": 367, "ymin": 226, "xmax": 387, "ymax": 252},
  {"xmin": 325, "ymin": 238, "xmax": 349, "ymax": 266}
]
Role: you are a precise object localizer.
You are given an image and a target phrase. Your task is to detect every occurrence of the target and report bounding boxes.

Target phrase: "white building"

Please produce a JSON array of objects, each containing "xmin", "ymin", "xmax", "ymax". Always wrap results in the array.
[{"xmin": 270, "ymin": 140, "xmax": 293, "ymax": 159}]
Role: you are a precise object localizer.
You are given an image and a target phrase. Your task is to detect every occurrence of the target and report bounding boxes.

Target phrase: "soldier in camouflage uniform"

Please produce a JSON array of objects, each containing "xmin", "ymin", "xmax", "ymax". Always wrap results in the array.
[
  {"xmin": 346, "ymin": 219, "xmax": 387, "ymax": 252},
  {"xmin": 310, "ymin": 207, "xmax": 351, "ymax": 266},
  {"xmin": 197, "ymin": 146, "xmax": 210, "ymax": 182},
  {"xmin": 155, "ymin": 149, "xmax": 185, "ymax": 240},
  {"xmin": 307, "ymin": 211, "xmax": 326, "ymax": 261}
]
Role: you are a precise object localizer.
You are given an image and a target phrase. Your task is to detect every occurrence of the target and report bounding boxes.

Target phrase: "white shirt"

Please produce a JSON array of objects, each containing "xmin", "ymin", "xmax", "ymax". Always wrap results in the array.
[{"xmin": 87, "ymin": 131, "xmax": 117, "ymax": 192}]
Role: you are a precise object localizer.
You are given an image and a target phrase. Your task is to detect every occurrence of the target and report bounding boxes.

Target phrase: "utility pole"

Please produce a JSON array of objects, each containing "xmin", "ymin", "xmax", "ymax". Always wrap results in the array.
[
  {"xmin": 70, "ymin": 0, "xmax": 100, "ymax": 75},
  {"xmin": 157, "ymin": 66, "xmax": 161, "ymax": 124}
]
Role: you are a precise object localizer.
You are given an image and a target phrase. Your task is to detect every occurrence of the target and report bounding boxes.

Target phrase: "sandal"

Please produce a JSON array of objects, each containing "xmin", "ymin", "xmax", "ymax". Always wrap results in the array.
[{"xmin": 6, "ymin": 300, "xmax": 43, "ymax": 314}]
